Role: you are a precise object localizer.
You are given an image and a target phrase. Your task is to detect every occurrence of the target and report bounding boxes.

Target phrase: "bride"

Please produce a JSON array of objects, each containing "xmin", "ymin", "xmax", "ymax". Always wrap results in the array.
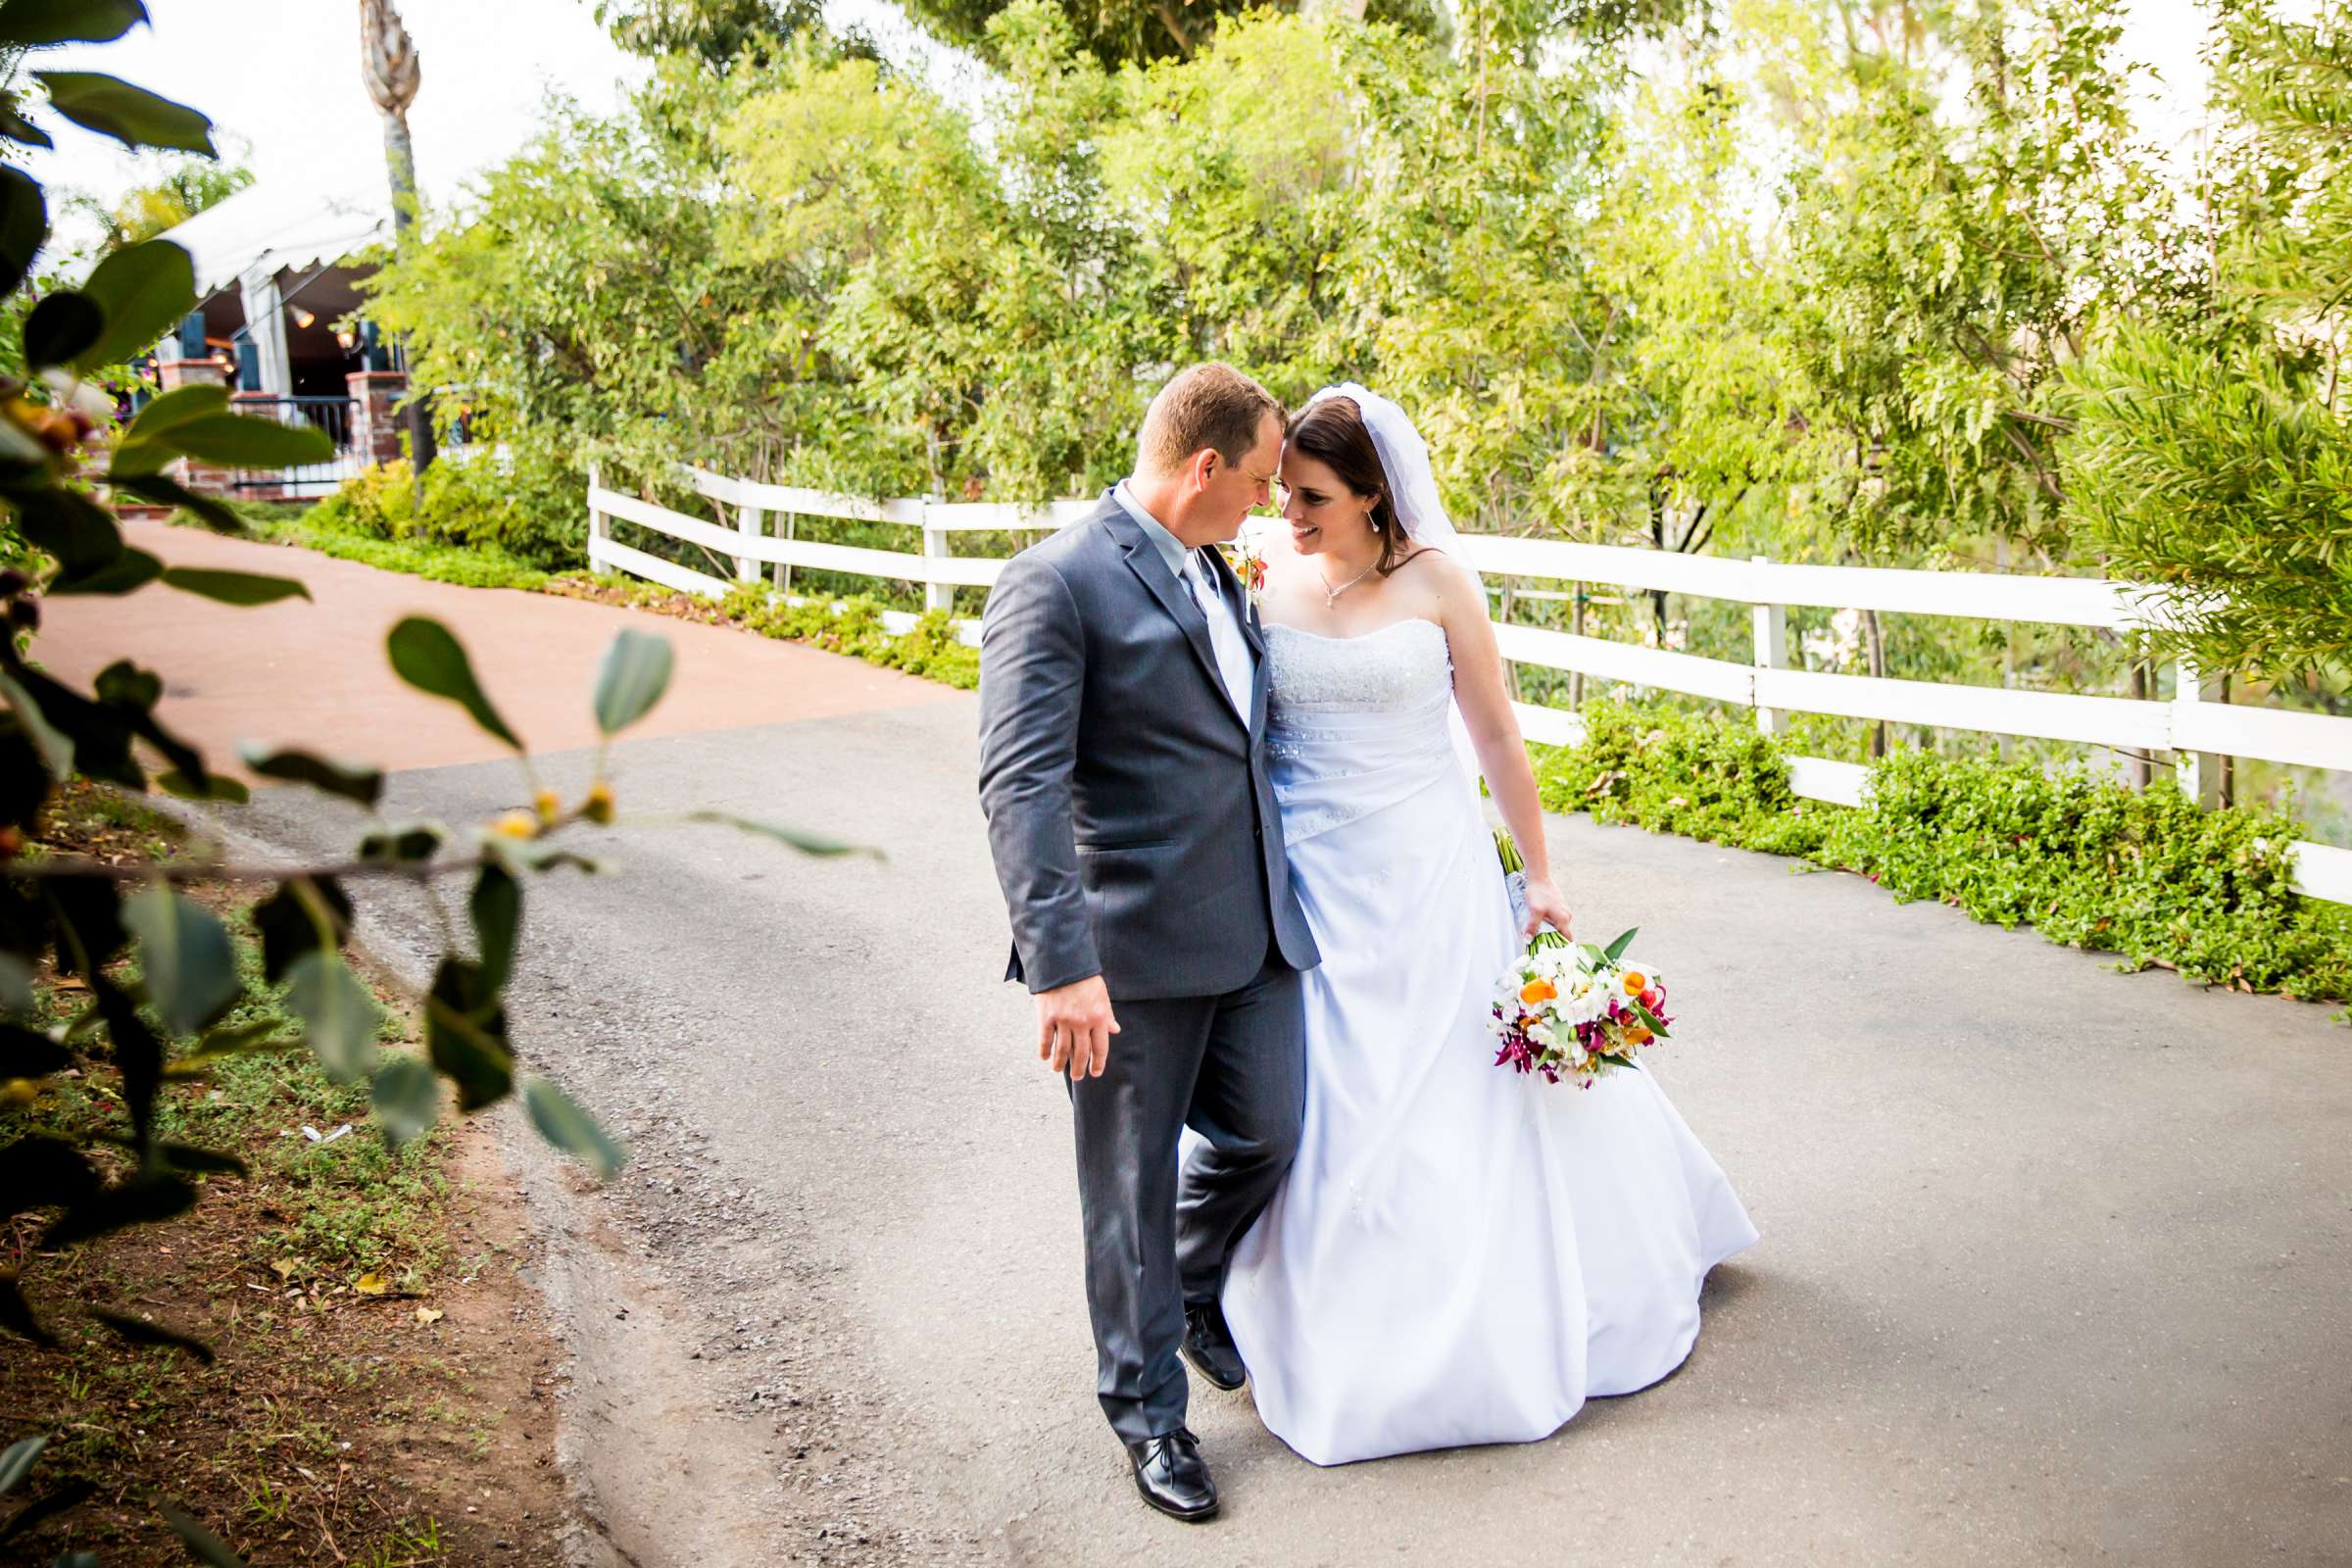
[{"xmin": 1210, "ymin": 385, "xmax": 1758, "ymax": 1466}]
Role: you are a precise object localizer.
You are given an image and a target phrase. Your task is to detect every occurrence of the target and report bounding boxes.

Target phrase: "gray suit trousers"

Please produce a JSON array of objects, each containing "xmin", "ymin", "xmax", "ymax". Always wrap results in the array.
[{"xmin": 1069, "ymin": 952, "xmax": 1305, "ymax": 1445}]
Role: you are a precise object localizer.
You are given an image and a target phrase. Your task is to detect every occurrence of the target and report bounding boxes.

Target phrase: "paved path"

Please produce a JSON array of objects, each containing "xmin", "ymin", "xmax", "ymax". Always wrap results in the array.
[{"xmin": 42, "ymin": 529, "xmax": 2352, "ymax": 1567}]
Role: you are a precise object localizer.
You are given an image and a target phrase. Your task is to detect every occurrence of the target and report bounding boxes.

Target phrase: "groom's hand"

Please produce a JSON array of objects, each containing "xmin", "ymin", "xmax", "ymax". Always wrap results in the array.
[{"xmin": 1037, "ymin": 975, "xmax": 1119, "ymax": 1081}]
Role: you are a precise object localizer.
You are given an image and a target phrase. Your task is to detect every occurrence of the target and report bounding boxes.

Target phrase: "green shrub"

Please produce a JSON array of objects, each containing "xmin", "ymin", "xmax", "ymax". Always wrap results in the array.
[
  {"xmin": 301, "ymin": 451, "xmax": 582, "ymax": 569},
  {"xmin": 1534, "ymin": 699, "xmax": 2352, "ymax": 1004},
  {"xmin": 1534, "ymin": 699, "xmax": 1831, "ymax": 858},
  {"xmin": 723, "ymin": 586, "xmax": 979, "ymax": 689},
  {"xmin": 1818, "ymin": 748, "xmax": 2351, "ymax": 1000}
]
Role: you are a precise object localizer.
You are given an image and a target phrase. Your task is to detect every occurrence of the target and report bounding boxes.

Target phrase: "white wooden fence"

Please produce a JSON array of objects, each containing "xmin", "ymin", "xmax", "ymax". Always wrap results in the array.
[{"xmin": 586, "ymin": 466, "xmax": 2352, "ymax": 906}]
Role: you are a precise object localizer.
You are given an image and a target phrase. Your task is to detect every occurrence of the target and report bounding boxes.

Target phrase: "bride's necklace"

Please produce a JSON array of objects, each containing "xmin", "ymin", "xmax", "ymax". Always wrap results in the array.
[{"xmin": 1318, "ymin": 559, "xmax": 1379, "ymax": 608}]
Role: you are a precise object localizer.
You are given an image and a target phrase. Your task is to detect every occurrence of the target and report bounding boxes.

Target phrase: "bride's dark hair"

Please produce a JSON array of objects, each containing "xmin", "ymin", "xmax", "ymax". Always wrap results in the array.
[{"xmin": 1286, "ymin": 396, "xmax": 1411, "ymax": 576}]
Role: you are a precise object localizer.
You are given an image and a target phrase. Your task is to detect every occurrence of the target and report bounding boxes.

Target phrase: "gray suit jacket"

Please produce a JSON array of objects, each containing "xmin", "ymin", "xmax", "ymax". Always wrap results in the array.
[{"xmin": 977, "ymin": 496, "xmax": 1318, "ymax": 1001}]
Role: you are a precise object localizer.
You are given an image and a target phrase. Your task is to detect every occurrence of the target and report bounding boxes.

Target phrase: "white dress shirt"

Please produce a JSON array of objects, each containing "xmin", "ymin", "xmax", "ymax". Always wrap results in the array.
[{"xmin": 1112, "ymin": 481, "xmax": 1255, "ymax": 723}]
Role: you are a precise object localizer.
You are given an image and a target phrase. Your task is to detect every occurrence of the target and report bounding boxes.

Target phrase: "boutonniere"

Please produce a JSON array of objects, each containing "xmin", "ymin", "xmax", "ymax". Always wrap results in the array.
[{"xmin": 1223, "ymin": 532, "xmax": 1268, "ymax": 614}]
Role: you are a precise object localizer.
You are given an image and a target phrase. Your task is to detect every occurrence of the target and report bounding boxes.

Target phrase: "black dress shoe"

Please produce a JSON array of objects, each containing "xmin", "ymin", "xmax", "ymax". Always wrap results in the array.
[
  {"xmin": 1125, "ymin": 1428, "xmax": 1218, "ymax": 1521},
  {"xmin": 1180, "ymin": 1299, "xmax": 1247, "ymax": 1392}
]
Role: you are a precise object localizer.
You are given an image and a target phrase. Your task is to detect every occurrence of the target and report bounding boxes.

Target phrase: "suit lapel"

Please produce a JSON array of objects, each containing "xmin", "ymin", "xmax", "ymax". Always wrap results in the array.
[
  {"xmin": 1104, "ymin": 506, "xmax": 1246, "ymax": 733},
  {"xmin": 1199, "ymin": 546, "xmax": 1271, "ymax": 736}
]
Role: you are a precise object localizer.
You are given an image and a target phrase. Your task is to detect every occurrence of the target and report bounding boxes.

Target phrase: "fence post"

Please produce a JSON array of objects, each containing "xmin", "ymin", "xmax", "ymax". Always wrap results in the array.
[
  {"xmin": 735, "ymin": 499, "xmax": 763, "ymax": 586},
  {"xmin": 1750, "ymin": 554, "xmax": 1787, "ymax": 736},
  {"xmin": 2175, "ymin": 656, "xmax": 2231, "ymax": 809},
  {"xmin": 921, "ymin": 501, "xmax": 953, "ymax": 614},
  {"xmin": 773, "ymin": 508, "xmax": 794, "ymax": 595},
  {"xmin": 586, "ymin": 464, "xmax": 607, "ymax": 572}
]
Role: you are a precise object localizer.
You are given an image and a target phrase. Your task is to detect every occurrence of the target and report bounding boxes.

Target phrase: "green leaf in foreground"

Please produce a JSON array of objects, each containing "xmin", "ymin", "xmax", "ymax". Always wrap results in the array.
[
  {"xmin": 237, "ymin": 743, "xmax": 382, "ymax": 807},
  {"xmin": 424, "ymin": 957, "xmax": 512, "ymax": 1111},
  {"xmin": 387, "ymin": 616, "xmax": 521, "ymax": 749},
  {"xmin": 283, "ymin": 950, "xmax": 377, "ymax": 1084},
  {"xmin": 370, "ymin": 1055, "xmax": 439, "ymax": 1146},
  {"xmin": 522, "ymin": 1074, "xmax": 625, "ymax": 1179},
  {"xmin": 49, "ymin": 544, "xmax": 163, "ymax": 597},
  {"xmin": 122, "ymin": 886, "xmax": 237, "ymax": 1037},
  {"xmin": 33, "ymin": 71, "xmax": 214, "ymax": 155},
  {"xmin": 73, "ymin": 234, "xmax": 196, "ymax": 370},
  {"xmin": 0, "ymin": 166, "xmax": 43, "ymax": 296},
  {"xmin": 592, "ymin": 627, "xmax": 673, "ymax": 734},
  {"xmin": 0, "ymin": 1433, "xmax": 43, "ymax": 1495},
  {"xmin": 469, "ymin": 862, "xmax": 520, "ymax": 992},
  {"xmin": 42, "ymin": 1174, "xmax": 196, "ymax": 1249},
  {"xmin": 22, "ymin": 289, "xmax": 101, "ymax": 368},
  {"xmin": 683, "ymin": 810, "xmax": 879, "ymax": 858},
  {"xmin": 155, "ymin": 767, "xmax": 250, "ymax": 804},
  {"xmin": 90, "ymin": 1308, "xmax": 214, "ymax": 1364},
  {"xmin": 1602, "ymin": 926, "xmax": 1640, "ymax": 964},
  {"xmin": 165, "ymin": 411, "xmax": 333, "ymax": 467},
  {"xmin": 0, "ymin": 0, "xmax": 152, "ymax": 49},
  {"xmin": 160, "ymin": 566, "xmax": 309, "ymax": 606},
  {"xmin": 156, "ymin": 1497, "xmax": 249, "ymax": 1567}
]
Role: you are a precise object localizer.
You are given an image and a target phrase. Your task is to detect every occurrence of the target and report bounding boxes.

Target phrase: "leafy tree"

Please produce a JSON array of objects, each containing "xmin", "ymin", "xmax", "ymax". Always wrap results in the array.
[
  {"xmin": 592, "ymin": 0, "xmax": 826, "ymax": 68},
  {"xmin": 2062, "ymin": 0, "xmax": 2352, "ymax": 684},
  {"xmin": 61, "ymin": 149, "xmax": 252, "ymax": 252}
]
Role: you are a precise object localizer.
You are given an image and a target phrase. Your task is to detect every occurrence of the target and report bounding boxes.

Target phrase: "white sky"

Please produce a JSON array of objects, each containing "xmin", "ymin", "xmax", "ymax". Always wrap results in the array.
[{"xmin": 19, "ymin": 0, "xmax": 2215, "ymax": 246}]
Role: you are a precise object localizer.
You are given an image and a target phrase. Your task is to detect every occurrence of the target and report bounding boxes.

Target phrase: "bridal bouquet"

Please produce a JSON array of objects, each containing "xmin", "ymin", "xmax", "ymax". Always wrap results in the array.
[{"xmin": 1490, "ymin": 830, "xmax": 1671, "ymax": 1088}]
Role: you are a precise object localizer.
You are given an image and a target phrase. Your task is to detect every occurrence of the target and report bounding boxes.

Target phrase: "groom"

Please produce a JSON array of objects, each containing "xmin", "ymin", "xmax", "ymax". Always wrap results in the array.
[{"xmin": 977, "ymin": 364, "xmax": 1319, "ymax": 1521}]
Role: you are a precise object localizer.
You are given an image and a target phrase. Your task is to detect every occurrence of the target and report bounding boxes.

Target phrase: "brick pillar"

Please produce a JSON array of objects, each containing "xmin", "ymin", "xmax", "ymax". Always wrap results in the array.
[
  {"xmin": 155, "ymin": 357, "xmax": 235, "ymax": 496},
  {"xmin": 347, "ymin": 369, "xmax": 408, "ymax": 467},
  {"xmin": 229, "ymin": 389, "xmax": 284, "ymax": 502}
]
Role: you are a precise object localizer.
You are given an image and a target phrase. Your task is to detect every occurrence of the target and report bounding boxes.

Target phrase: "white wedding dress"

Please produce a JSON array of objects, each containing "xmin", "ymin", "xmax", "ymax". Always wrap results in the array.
[{"xmin": 1218, "ymin": 617, "xmax": 1758, "ymax": 1466}]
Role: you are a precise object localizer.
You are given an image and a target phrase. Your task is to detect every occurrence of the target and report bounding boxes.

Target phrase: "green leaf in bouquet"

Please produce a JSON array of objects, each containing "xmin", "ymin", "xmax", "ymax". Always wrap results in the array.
[
  {"xmin": 1627, "ymin": 998, "xmax": 1669, "ymax": 1039},
  {"xmin": 1578, "ymin": 941, "xmax": 1609, "ymax": 971},
  {"xmin": 33, "ymin": 71, "xmax": 214, "ymax": 155},
  {"xmin": 1602, "ymin": 926, "xmax": 1640, "ymax": 964}
]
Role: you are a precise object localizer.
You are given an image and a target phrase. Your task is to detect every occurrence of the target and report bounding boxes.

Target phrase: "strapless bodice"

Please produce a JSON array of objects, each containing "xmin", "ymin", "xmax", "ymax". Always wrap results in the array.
[
  {"xmin": 1265, "ymin": 618, "xmax": 1452, "ymax": 722},
  {"xmin": 1263, "ymin": 620, "xmax": 1457, "ymax": 841}
]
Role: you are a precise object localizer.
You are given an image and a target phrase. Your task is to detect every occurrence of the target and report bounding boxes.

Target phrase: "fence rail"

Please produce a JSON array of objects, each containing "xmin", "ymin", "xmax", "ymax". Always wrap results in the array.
[{"xmin": 587, "ymin": 469, "xmax": 2352, "ymax": 906}]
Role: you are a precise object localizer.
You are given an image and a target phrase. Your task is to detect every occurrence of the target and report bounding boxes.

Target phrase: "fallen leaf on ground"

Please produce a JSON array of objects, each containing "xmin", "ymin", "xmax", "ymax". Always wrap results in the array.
[
  {"xmin": 355, "ymin": 1273, "xmax": 388, "ymax": 1297},
  {"xmin": 415, "ymin": 1306, "xmax": 443, "ymax": 1325}
]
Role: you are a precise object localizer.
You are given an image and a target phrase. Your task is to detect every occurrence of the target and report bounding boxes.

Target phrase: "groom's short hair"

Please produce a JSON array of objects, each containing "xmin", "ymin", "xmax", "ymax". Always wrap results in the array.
[{"xmin": 1138, "ymin": 364, "xmax": 1284, "ymax": 477}]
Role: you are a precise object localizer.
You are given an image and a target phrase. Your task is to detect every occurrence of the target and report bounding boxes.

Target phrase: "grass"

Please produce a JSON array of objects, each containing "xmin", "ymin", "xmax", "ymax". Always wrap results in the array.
[
  {"xmin": 0, "ymin": 782, "xmax": 564, "ymax": 1566},
  {"xmin": 231, "ymin": 503, "xmax": 553, "ymax": 593}
]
